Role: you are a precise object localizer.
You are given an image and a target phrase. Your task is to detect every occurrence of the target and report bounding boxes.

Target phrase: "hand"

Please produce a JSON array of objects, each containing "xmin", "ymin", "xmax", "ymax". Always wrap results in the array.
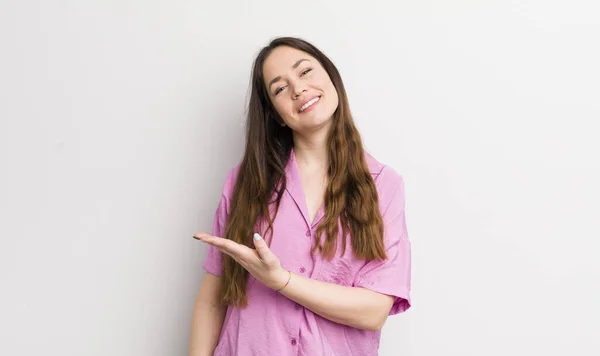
[{"xmin": 193, "ymin": 232, "xmax": 289, "ymax": 290}]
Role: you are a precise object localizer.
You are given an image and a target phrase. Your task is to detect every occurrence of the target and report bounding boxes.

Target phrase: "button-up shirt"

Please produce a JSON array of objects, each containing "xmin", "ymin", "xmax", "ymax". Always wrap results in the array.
[{"xmin": 202, "ymin": 149, "xmax": 411, "ymax": 356}]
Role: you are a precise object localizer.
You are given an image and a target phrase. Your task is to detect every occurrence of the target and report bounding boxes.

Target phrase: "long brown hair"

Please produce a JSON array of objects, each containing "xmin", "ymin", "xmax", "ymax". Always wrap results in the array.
[{"xmin": 220, "ymin": 37, "xmax": 386, "ymax": 307}]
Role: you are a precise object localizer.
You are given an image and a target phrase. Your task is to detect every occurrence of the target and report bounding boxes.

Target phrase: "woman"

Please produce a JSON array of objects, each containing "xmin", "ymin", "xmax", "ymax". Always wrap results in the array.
[{"xmin": 189, "ymin": 37, "xmax": 411, "ymax": 356}]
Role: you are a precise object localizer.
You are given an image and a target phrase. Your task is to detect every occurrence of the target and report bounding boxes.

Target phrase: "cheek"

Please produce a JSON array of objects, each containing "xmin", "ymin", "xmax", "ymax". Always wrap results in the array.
[
  {"xmin": 318, "ymin": 75, "xmax": 337, "ymax": 99},
  {"xmin": 276, "ymin": 100, "xmax": 291, "ymax": 113},
  {"xmin": 325, "ymin": 83, "xmax": 339, "ymax": 109},
  {"xmin": 272, "ymin": 99, "xmax": 294, "ymax": 122}
]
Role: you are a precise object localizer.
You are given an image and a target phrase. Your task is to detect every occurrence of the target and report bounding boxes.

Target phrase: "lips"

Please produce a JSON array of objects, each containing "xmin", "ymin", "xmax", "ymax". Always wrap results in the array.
[{"xmin": 298, "ymin": 95, "xmax": 321, "ymax": 113}]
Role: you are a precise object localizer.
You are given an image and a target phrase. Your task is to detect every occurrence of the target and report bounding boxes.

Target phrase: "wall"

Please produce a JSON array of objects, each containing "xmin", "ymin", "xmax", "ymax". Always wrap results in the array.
[{"xmin": 1, "ymin": 0, "xmax": 599, "ymax": 355}]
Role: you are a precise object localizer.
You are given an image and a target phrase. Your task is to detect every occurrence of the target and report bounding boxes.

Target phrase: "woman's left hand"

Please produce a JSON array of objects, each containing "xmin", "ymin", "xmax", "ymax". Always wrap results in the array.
[{"xmin": 193, "ymin": 232, "xmax": 289, "ymax": 290}]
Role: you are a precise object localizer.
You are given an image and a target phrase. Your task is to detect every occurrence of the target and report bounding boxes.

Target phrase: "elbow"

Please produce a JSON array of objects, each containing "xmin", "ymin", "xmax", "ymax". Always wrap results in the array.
[
  {"xmin": 360, "ymin": 297, "xmax": 393, "ymax": 331},
  {"xmin": 347, "ymin": 291, "xmax": 394, "ymax": 331},
  {"xmin": 361, "ymin": 314, "xmax": 388, "ymax": 332}
]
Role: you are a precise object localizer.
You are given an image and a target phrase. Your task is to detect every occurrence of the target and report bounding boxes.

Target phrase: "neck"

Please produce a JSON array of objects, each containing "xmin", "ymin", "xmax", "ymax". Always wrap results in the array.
[{"xmin": 292, "ymin": 122, "xmax": 331, "ymax": 170}]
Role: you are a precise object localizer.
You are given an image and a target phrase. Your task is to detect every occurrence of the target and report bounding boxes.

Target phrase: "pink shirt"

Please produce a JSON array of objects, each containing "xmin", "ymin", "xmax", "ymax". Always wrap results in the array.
[{"xmin": 202, "ymin": 149, "xmax": 411, "ymax": 356}]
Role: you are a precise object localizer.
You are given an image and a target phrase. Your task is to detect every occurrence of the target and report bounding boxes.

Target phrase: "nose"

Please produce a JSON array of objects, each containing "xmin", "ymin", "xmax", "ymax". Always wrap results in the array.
[{"xmin": 292, "ymin": 82, "xmax": 307, "ymax": 99}]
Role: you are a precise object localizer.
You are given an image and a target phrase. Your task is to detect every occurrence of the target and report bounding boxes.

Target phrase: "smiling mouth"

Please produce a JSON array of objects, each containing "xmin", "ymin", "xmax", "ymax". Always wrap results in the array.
[{"xmin": 299, "ymin": 96, "xmax": 321, "ymax": 113}]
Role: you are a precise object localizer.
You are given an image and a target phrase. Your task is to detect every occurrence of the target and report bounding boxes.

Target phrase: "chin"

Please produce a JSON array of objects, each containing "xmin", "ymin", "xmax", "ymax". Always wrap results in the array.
[{"xmin": 300, "ymin": 115, "xmax": 334, "ymax": 132}]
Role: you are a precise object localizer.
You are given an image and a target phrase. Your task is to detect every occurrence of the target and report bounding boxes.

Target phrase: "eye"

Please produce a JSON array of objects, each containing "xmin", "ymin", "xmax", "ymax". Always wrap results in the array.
[
  {"xmin": 300, "ymin": 68, "xmax": 312, "ymax": 76},
  {"xmin": 274, "ymin": 86, "xmax": 286, "ymax": 96}
]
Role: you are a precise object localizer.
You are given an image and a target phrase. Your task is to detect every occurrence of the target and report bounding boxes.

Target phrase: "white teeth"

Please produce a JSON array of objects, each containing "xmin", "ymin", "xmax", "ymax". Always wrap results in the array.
[{"xmin": 300, "ymin": 97, "xmax": 320, "ymax": 112}]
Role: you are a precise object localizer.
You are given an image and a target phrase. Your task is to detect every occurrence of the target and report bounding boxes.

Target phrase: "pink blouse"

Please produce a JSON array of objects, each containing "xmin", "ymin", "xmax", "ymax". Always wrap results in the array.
[{"xmin": 202, "ymin": 149, "xmax": 411, "ymax": 356}]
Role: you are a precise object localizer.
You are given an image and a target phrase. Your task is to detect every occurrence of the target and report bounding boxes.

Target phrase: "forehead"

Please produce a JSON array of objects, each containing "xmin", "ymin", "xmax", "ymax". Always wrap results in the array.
[{"xmin": 262, "ymin": 46, "xmax": 317, "ymax": 81}]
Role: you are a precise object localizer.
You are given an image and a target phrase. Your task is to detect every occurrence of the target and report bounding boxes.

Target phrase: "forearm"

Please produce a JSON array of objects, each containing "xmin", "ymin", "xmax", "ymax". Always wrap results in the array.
[
  {"xmin": 188, "ymin": 293, "xmax": 226, "ymax": 356},
  {"xmin": 277, "ymin": 271, "xmax": 392, "ymax": 331}
]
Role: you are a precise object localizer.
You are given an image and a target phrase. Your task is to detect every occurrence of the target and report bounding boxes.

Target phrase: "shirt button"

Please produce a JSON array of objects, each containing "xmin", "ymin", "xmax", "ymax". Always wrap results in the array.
[
  {"xmin": 291, "ymin": 339, "xmax": 297, "ymax": 346},
  {"xmin": 305, "ymin": 230, "xmax": 311, "ymax": 236},
  {"xmin": 294, "ymin": 303, "xmax": 301, "ymax": 310},
  {"xmin": 299, "ymin": 267, "xmax": 306, "ymax": 274}
]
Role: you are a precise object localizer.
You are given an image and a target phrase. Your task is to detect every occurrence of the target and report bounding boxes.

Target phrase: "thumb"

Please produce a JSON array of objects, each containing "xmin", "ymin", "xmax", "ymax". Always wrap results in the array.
[{"xmin": 252, "ymin": 233, "xmax": 273, "ymax": 261}]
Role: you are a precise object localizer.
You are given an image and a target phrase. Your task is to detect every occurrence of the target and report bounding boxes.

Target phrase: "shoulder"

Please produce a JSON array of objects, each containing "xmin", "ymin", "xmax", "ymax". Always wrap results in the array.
[
  {"xmin": 219, "ymin": 162, "xmax": 242, "ymax": 198},
  {"xmin": 364, "ymin": 151, "xmax": 406, "ymax": 207},
  {"xmin": 364, "ymin": 151, "xmax": 404, "ymax": 189}
]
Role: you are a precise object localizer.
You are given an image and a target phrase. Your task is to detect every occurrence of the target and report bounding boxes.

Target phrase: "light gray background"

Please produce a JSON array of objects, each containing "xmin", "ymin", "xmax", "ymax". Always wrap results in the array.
[{"xmin": 1, "ymin": 1, "xmax": 599, "ymax": 355}]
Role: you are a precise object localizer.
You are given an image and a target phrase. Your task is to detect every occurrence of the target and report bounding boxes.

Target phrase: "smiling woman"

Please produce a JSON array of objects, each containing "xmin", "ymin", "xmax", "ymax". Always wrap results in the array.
[
  {"xmin": 264, "ymin": 49, "xmax": 339, "ymax": 131},
  {"xmin": 188, "ymin": 37, "xmax": 411, "ymax": 356}
]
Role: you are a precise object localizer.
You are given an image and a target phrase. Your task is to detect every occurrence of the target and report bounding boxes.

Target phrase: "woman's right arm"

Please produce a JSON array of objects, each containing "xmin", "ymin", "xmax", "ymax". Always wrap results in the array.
[{"xmin": 188, "ymin": 273, "xmax": 226, "ymax": 356}]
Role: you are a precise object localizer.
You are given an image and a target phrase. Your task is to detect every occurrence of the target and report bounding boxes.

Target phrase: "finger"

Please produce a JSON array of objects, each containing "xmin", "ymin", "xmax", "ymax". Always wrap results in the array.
[
  {"xmin": 195, "ymin": 234, "xmax": 228, "ymax": 249},
  {"xmin": 192, "ymin": 232, "xmax": 211, "ymax": 240},
  {"xmin": 252, "ymin": 233, "xmax": 274, "ymax": 262},
  {"xmin": 218, "ymin": 247, "xmax": 239, "ymax": 261},
  {"xmin": 200, "ymin": 235, "xmax": 255, "ymax": 262},
  {"xmin": 218, "ymin": 246, "xmax": 254, "ymax": 270},
  {"xmin": 194, "ymin": 233, "xmax": 233, "ymax": 252}
]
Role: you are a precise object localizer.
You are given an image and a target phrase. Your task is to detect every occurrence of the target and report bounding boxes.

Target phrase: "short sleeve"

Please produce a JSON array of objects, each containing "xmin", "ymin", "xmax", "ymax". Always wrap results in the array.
[
  {"xmin": 201, "ymin": 167, "xmax": 237, "ymax": 277},
  {"xmin": 201, "ymin": 195, "xmax": 227, "ymax": 277},
  {"xmin": 353, "ymin": 173, "xmax": 411, "ymax": 315}
]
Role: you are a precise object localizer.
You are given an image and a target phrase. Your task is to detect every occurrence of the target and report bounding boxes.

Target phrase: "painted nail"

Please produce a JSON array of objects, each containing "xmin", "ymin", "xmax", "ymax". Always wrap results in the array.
[{"xmin": 253, "ymin": 233, "xmax": 261, "ymax": 241}]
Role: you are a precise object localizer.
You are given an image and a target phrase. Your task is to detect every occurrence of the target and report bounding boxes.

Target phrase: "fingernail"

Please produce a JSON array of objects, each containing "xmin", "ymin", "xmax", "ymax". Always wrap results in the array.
[
  {"xmin": 192, "ymin": 235, "xmax": 200, "ymax": 240},
  {"xmin": 253, "ymin": 233, "xmax": 261, "ymax": 241}
]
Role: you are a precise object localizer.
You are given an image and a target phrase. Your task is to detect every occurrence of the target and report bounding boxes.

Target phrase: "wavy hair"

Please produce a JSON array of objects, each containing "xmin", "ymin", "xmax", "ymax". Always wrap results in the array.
[{"xmin": 219, "ymin": 37, "xmax": 386, "ymax": 307}]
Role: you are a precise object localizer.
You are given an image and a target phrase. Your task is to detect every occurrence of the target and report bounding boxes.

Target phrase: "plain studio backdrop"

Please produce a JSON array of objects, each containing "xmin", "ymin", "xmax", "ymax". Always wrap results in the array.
[{"xmin": 1, "ymin": 1, "xmax": 599, "ymax": 355}]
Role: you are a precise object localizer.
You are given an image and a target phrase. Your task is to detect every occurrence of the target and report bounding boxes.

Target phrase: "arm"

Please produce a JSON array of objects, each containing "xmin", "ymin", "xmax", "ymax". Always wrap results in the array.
[
  {"xmin": 275, "ymin": 269, "xmax": 394, "ymax": 331},
  {"xmin": 276, "ymin": 195, "xmax": 412, "ymax": 331},
  {"xmin": 193, "ymin": 170, "xmax": 410, "ymax": 333},
  {"xmin": 188, "ymin": 273, "xmax": 226, "ymax": 356},
  {"xmin": 194, "ymin": 233, "xmax": 402, "ymax": 332}
]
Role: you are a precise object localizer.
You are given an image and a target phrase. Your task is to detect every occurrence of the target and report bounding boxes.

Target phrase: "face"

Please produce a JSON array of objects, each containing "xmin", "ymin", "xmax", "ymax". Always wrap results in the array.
[{"xmin": 262, "ymin": 46, "xmax": 339, "ymax": 133}]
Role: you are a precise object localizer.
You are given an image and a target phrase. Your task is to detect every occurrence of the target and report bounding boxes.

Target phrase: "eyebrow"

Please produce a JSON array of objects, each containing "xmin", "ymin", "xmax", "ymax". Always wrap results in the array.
[{"xmin": 267, "ymin": 59, "xmax": 311, "ymax": 91}]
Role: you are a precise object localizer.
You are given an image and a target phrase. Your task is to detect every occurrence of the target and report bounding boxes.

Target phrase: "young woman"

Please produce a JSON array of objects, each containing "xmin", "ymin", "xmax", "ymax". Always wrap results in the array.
[{"xmin": 189, "ymin": 36, "xmax": 411, "ymax": 356}]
